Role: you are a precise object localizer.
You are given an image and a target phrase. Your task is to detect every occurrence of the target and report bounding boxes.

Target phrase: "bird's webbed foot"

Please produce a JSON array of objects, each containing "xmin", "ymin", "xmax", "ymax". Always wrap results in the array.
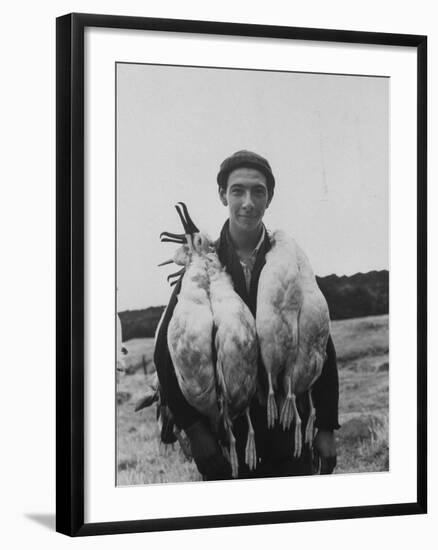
[
  {"xmin": 229, "ymin": 434, "xmax": 239, "ymax": 479},
  {"xmin": 267, "ymin": 391, "xmax": 278, "ymax": 429},
  {"xmin": 224, "ymin": 416, "xmax": 239, "ymax": 479},
  {"xmin": 283, "ymin": 392, "xmax": 303, "ymax": 458},
  {"xmin": 280, "ymin": 395, "xmax": 294, "ymax": 430},
  {"xmin": 266, "ymin": 372, "xmax": 278, "ymax": 429},
  {"xmin": 279, "ymin": 375, "xmax": 295, "ymax": 430},
  {"xmin": 245, "ymin": 409, "xmax": 257, "ymax": 471},
  {"xmin": 304, "ymin": 390, "xmax": 316, "ymax": 446},
  {"xmin": 159, "ymin": 441, "xmax": 174, "ymax": 457},
  {"xmin": 279, "ymin": 388, "xmax": 303, "ymax": 457},
  {"xmin": 294, "ymin": 414, "xmax": 303, "ymax": 458},
  {"xmin": 245, "ymin": 431, "xmax": 257, "ymax": 472},
  {"xmin": 305, "ymin": 413, "xmax": 315, "ymax": 447}
]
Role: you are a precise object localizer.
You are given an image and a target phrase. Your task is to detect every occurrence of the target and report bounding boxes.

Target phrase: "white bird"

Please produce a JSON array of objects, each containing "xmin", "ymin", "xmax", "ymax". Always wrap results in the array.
[
  {"xmin": 160, "ymin": 203, "xmax": 259, "ymax": 477},
  {"xmin": 207, "ymin": 252, "xmax": 259, "ymax": 478},
  {"xmin": 161, "ymin": 203, "xmax": 221, "ymax": 433},
  {"xmin": 256, "ymin": 231, "xmax": 303, "ymax": 429},
  {"xmin": 256, "ymin": 230, "xmax": 330, "ymax": 457},
  {"xmin": 292, "ymin": 243, "xmax": 330, "ymax": 449}
]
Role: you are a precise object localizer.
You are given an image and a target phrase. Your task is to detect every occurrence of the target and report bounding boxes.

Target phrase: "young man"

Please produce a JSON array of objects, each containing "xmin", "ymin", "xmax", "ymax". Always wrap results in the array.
[{"xmin": 154, "ymin": 150, "xmax": 339, "ymax": 480}]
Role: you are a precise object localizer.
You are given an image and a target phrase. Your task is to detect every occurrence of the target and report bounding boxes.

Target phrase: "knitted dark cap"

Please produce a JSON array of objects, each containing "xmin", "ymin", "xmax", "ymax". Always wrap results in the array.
[{"xmin": 217, "ymin": 150, "xmax": 275, "ymax": 194}]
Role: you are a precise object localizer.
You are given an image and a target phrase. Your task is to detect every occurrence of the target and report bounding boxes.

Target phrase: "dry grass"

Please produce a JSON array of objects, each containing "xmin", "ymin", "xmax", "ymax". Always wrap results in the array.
[
  {"xmin": 117, "ymin": 370, "xmax": 200, "ymax": 485},
  {"xmin": 117, "ymin": 314, "xmax": 389, "ymax": 484},
  {"xmin": 332, "ymin": 314, "xmax": 389, "ymax": 474}
]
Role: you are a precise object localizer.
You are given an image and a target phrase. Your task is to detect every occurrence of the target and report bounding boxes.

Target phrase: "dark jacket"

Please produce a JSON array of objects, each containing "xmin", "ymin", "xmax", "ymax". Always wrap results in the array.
[{"xmin": 154, "ymin": 221, "xmax": 340, "ymax": 478}]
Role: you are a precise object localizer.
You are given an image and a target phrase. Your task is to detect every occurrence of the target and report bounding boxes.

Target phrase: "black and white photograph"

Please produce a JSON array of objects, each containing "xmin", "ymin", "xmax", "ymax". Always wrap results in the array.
[
  {"xmin": 1, "ymin": 0, "xmax": 432, "ymax": 544},
  {"xmin": 115, "ymin": 62, "xmax": 389, "ymax": 485}
]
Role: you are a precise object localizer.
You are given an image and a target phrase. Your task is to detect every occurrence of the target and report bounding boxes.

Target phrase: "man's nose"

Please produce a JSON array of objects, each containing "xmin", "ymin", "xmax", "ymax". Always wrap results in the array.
[{"xmin": 242, "ymin": 192, "xmax": 255, "ymax": 209}]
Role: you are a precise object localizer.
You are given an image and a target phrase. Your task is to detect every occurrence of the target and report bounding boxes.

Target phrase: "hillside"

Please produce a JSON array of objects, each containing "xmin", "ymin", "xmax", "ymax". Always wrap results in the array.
[
  {"xmin": 119, "ymin": 269, "xmax": 388, "ymax": 341},
  {"xmin": 316, "ymin": 270, "xmax": 389, "ymax": 320}
]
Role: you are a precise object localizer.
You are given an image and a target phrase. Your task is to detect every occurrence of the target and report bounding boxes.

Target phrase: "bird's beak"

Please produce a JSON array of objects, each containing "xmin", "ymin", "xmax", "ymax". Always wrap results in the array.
[
  {"xmin": 158, "ymin": 258, "xmax": 174, "ymax": 267},
  {"xmin": 167, "ymin": 267, "xmax": 185, "ymax": 283},
  {"xmin": 160, "ymin": 231, "xmax": 187, "ymax": 244},
  {"xmin": 175, "ymin": 202, "xmax": 200, "ymax": 235}
]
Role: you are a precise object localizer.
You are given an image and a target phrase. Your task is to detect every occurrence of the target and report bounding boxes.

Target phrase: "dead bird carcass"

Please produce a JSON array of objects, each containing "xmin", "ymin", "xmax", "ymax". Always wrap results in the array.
[
  {"xmin": 159, "ymin": 203, "xmax": 259, "ymax": 477},
  {"xmin": 256, "ymin": 230, "xmax": 330, "ymax": 457}
]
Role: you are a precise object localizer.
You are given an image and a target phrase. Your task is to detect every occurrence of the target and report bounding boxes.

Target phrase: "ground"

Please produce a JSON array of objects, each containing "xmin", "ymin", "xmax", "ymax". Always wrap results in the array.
[{"xmin": 116, "ymin": 314, "xmax": 389, "ymax": 485}]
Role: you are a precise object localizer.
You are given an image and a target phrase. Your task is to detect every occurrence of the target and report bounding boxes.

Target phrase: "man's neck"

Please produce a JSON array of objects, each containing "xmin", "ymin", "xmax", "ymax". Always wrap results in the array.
[{"xmin": 228, "ymin": 220, "xmax": 264, "ymax": 255}]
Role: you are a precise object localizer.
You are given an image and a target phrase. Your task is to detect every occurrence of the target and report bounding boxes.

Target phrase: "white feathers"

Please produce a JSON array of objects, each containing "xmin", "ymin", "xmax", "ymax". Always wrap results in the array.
[
  {"xmin": 165, "ymin": 233, "xmax": 259, "ymax": 477},
  {"xmin": 163, "ymin": 214, "xmax": 330, "ymax": 467},
  {"xmin": 257, "ymin": 231, "xmax": 303, "ymax": 389},
  {"xmin": 256, "ymin": 229, "xmax": 330, "ymax": 454},
  {"xmin": 167, "ymin": 250, "xmax": 220, "ymax": 431},
  {"xmin": 207, "ymin": 252, "xmax": 259, "ymax": 476},
  {"xmin": 293, "ymin": 242, "xmax": 330, "ymax": 393}
]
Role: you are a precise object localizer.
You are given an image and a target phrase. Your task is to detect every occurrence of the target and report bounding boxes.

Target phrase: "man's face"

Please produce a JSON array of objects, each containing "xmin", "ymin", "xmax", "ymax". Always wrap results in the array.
[{"xmin": 219, "ymin": 167, "xmax": 271, "ymax": 232}]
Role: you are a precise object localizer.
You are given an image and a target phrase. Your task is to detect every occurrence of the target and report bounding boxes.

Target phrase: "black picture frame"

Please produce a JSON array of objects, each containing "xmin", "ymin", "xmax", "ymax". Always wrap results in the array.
[{"xmin": 56, "ymin": 12, "xmax": 427, "ymax": 537}]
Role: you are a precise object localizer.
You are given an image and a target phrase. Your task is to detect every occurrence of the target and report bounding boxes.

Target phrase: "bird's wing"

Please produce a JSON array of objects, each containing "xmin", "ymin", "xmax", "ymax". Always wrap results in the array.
[
  {"xmin": 214, "ymin": 307, "xmax": 258, "ymax": 418},
  {"xmin": 292, "ymin": 289, "xmax": 330, "ymax": 392}
]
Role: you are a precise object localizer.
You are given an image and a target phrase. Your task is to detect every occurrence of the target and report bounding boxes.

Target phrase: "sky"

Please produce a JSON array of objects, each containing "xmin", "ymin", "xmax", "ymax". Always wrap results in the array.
[{"xmin": 116, "ymin": 63, "xmax": 388, "ymax": 311}]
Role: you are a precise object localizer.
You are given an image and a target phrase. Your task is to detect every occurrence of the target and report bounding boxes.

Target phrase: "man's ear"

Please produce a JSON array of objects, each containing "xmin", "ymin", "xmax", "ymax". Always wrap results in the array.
[{"xmin": 219, "ymin": 187, "xmax": 228, "ymax": 206}]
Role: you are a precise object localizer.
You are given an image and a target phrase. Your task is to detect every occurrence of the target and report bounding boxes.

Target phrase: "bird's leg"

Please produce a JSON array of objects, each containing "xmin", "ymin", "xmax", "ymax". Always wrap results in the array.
[
  {"xmin": 305, "ymin": 389, "xmax": 316, "ymax": 446},
  {"xmin": 292, "ymin": 395, "xmax": 302, "ymax": 458},
  {"xmin": 229, "ymin": 432, "xmax": 239, "ymax": 479},
  {"xmin": 245, "ymin": 408, "xmax": 257, "ymax": 471},
  {"xmin": 225, "ymin": 416, "xmax": 239, "ymax": 479},
  {"xmin": 279, "ymin": 375, "xmax": 294, "ymax": 430},
  {"xmin": 175, "ymin": 428, "xmax": 193, "ymax": 461},
  {"xmin": 267, "ymin": 371, "xmax": 278, "ymax": 429},
  {"xmin": 290, "ymin": 311, "xmax": 299, "ymax": 357},
  {"xmin": 159, "ymin": 441, "xmax": 171, "ymax": 457}
]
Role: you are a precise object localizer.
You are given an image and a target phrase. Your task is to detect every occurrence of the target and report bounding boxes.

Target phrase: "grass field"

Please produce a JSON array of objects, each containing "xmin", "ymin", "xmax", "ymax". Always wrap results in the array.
[{"xmin": 117, "ymin": 314, "xmax": 389, "ymax": 485}]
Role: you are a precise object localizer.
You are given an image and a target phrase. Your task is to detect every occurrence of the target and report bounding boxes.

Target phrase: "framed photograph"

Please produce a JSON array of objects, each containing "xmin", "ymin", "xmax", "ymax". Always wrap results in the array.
[{"xmin": 56, "ymin": 13, "xmax": 427, "ymax": 536}]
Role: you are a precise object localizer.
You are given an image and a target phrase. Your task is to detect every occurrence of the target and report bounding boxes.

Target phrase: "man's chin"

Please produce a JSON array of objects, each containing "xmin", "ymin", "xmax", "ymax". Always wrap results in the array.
[{"xmin": 236, "ymin": 218, "xmax": 261, "ymax": 231}]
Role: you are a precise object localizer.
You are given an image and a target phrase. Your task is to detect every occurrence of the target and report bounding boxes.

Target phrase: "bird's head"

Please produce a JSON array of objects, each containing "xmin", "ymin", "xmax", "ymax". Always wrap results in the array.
[
  {"xmin": 159, "ymin": 203, "xmax": 212, "ymax": 284},
  {"xmin": 160, "ymin": 202, "xmax": 212, "ymax": 258}
]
